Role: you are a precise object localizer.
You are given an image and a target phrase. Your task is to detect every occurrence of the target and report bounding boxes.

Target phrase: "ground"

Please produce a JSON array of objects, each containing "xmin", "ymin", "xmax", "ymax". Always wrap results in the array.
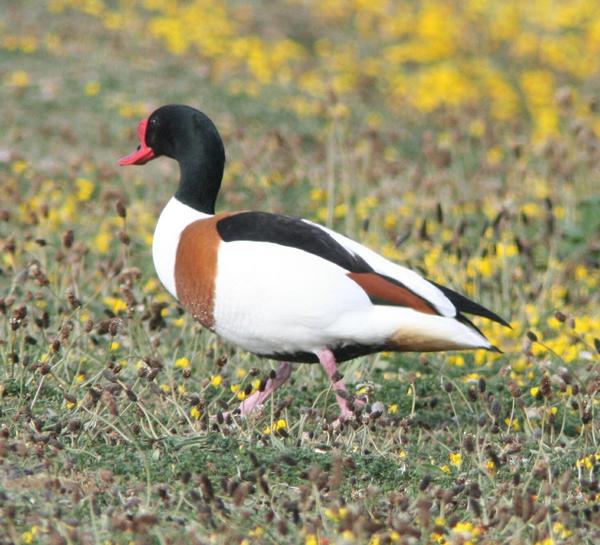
[{"xmin": 0, "ymin": 2, "xmax": 599, "ymax": 544}]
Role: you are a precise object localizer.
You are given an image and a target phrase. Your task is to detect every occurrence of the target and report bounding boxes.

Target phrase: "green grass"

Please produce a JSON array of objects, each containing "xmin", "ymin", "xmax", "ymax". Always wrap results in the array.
[{"xmin": 1, "ymin": 3, "xmax": 599, "ymax": 545}]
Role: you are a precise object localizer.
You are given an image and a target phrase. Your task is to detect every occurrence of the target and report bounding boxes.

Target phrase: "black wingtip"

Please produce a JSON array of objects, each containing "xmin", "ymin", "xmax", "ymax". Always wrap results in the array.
[
  {"xmin": 485, "ymin": 311, "xmax": 511, "ymax": 329},
  {"xmin": 489, "ymin": 345, "xmax": 503, "ymax": 354},
  {"xmin": 429, "ymin": 279, "xmax": 511, "ymax": 328}
]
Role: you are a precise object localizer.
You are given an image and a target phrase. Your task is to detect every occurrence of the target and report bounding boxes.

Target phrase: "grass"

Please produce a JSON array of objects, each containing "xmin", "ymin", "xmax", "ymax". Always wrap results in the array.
[{"xmin": 1, "ymin": 2, "xmax": 599, "ymax": 544}]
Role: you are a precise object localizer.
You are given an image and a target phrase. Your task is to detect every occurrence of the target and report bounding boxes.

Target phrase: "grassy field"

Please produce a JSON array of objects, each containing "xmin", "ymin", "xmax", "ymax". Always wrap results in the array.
[{"xmin": 1, "ymin": 1, "xmax": 599, "ymax": 544}]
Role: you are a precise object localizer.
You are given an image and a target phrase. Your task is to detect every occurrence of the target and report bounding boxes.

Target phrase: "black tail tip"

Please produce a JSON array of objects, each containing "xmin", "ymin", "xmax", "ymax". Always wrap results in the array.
[
  {"xmin": 488, "ymin": 345, "xmax": 503, "ymax": 354},
  {"xmin": 500, "ymin": 317, "xmax": 513, "ymax": 330}
]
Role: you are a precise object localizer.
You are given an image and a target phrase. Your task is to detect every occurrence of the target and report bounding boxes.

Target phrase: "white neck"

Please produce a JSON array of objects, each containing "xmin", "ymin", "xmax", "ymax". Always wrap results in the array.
[{"xmin": 152, "ymin": 197, "xmax": 211, "ymax": 298}]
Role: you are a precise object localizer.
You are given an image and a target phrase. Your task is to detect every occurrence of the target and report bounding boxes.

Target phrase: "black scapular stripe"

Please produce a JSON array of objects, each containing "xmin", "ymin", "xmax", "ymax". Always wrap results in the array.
[{"xmin": 216, "ymin": 212, "xmax": 374, "ymax": 273}]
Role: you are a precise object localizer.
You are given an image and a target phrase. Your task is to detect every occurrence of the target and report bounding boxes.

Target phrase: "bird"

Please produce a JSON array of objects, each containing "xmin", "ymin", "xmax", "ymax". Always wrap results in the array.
[{"xmin": 119, "ymin": 104, "xmax": 509, "ymax": 421}]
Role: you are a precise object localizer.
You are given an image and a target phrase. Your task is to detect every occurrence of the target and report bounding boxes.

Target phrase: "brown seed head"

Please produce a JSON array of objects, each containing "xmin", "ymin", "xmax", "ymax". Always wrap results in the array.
[
  {"xmin": 508, "ymin": 380, "xmax": 522, "ymax": 398},
  {"xmin": 555, "ymin": 311, "xmax": 567, "ymax": 323},
  {"xmin": 65, "ymin": 288, "xmax": 81, "ymax": 309},
  {"xmin": 62, "ymin": 230, "xmax": 74, "ymax": 249},
  {"xmin": 540, "ymin": 375, "xmax": 552, "ymax": 398},
  {"xmin": 526, "ymin": 331, "xmax": 538, "ymax": 342}
]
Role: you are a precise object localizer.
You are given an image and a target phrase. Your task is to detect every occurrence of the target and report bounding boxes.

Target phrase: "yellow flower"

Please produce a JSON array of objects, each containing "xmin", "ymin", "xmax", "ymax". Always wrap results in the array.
[
  {"xmin": 496, "ymin": 242, "xmax": 517, "ymax": 258},
  {"xmin": 248, "ymin": 526, "xmax": 264, "ymax": 537},
  {"xmin": 175, "ymin": 357, "xmax": 190, "ymax": 369},
  {"xmin": 469, "ymin": 118, "xmax": 485, "ymax": 138},
  {"xmin": 103, "ymin": 296, "xmax": 127, "ymax": 314},
  {"xmin": 264, "ymin": 418, "xmax": 288, "ymax": 435},
  {"xmin": 522, "ymin": 202, "xmax": 542, "ymax": 218},
  {"xmin": 505, "ymin": 417, "xmax": 521, "ymax": 431},
  {"xmin": 276, "ymin": 418, "xmax": 287, "ymax": 430},
  {"xmin": 84, "ymin": 80, "xmax": 101, "ymax": 96},
  {"xmin": 143, "ymin": 278, "xmax": 159, "ymax": 292},
  {"xmin": 449, "ymin": 452, "xmax": 462, "ymax": 468},
  {"xmin": 553, "ymin": 521, "xmax": 572, "ymax": 539},
  {"xmin": 486, "ymin": 146, "xmax": 503, "ymax": 165},
  {"xmin": 7, "ymin": 70, "xmax": 30, "ymax": 88},
  {"xmin": 21, "ymin": 527, "xmax": 38, "ymax": 544},
  {"xmin": 388, "ymin": 403, "xmax": 399, "ymax": 414},
  {"xmin": 530, "ymin": 387, "xmax": 540, "ymax": 397},
  {"xmin": 462, "ymin": 373, "xmax": 480, "ymax": 383},
  {"xmin": 210, "ymin": 374, "xmax": 223, "ymax": 387},
  {"xmin": 160, "ymin": 384, "xmax": 171, "ymax": 393},
  {"xmin": 477, "ymin": 257, "xmax": 493, "ymax": 278},
  {"xmin": 334, "ymin": 203, "xmax": 348, "ymax": 219},
  {"xmin": 448, "ymin": 355, "xmax": 465, "ymax": 367},
  {"xmin": 190, "ymin": 406, "xmax": 201, "ymax": 420},
  {"xmin": 12, "ymin": 160, "xmax": 28, "ymax": 174},
  {"xmin": 305, "ymin": 535, "xmax": 318, "ymax": 545},
  {"xmin": 453, "ymin": 521, "xmax": 481, "ymax": 538},
  {"xmin": 94, "ymin": 231, "xmax": 111, "ymax": 253},
  {"xmin": 75, "ymin": 177, "xmax": 95, "ymax": 201},
  {"xmin": 310, "ymin": 187, "xmax": 325, "ymax": 202}
]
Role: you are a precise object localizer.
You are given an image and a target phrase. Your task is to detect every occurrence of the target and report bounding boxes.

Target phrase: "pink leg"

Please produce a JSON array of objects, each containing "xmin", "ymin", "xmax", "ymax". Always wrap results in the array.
[
  {"xmin": 316, "ymin": 349, "xmax": 363, "ymax": 421},
  {"xmin": 238, "ymin": 362, "xmax": 292, "ymax": 416}
]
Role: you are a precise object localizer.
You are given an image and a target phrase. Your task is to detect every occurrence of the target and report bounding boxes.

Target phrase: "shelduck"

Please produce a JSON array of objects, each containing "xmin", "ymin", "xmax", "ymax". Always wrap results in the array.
[{"xmin": 119, "ymin": 104, "xmax": 509, "ymax": 420}]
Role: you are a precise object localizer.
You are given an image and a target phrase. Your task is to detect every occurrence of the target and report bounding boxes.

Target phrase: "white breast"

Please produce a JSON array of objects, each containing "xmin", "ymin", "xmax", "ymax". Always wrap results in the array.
[{"xmin": 152, "ymin": 197, "xmax": 210, "ymax": 298}]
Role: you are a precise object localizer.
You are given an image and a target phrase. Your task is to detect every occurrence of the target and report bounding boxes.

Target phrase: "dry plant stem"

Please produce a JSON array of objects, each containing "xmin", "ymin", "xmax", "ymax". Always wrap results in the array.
[
  {"xmin": 29, "ymin": 375, "xmax": 45, "ymax": 410},
  {"xmin": 505, "ymin": 397, "xmax": 516, "ymax": 433},
  {"xmin": 80, "ymin": 405, "xmax": 134, "ymax": 444}
]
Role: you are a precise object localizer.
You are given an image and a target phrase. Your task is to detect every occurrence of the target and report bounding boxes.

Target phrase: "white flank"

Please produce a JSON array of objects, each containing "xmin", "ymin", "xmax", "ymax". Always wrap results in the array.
[
  {"xmin": 152, "ymin": 197, "xmax": 209, "ymax": 298},
  {"xmin": 213, "ymin": 240, "xmax": 369, "ymax": 354},
  {"xmin": 212, "ymin": 240, "xmax": 491, "ymax": 355}
]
